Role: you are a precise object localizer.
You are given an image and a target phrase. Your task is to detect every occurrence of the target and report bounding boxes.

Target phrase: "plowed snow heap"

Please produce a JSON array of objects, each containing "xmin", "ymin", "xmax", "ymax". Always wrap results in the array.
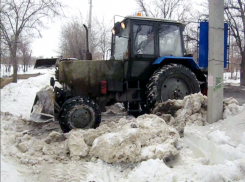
[
  {"xmin": 12, "ymin": 114, "xmax": 179, "ymax": 164},
  {"xmin": 7, "ymin": 93, "xmax": 245, "ymax": 165},
  {"xmin": 153, "ymin": 93, "xmax": 245, "ymax": 136}
]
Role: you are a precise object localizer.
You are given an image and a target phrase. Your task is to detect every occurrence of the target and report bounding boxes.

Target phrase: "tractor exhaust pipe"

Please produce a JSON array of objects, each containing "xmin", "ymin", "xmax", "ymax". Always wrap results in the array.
[{"xmin": 83, "ymin": 24, "xmax": 92, "ymax": 60}]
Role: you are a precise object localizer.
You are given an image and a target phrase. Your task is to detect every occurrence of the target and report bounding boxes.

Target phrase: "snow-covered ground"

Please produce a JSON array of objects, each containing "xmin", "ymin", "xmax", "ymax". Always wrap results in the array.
[
  {"xmin": 224, "ymin": 72, "xmax": 241, "ymax": 84},
  {"xmin": 1, "ymin": 68, "xmax": 245, "ymax": 182},
  {"xmin": 0, "ymin": 64, "xmax": 36, "ymax": 78}
]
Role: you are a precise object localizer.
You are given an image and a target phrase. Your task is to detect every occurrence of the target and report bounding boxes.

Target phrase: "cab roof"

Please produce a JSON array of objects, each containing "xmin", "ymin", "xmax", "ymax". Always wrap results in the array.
[{"xmin": 124, "ymin": 16, "xmax": 182, "ymax": 25}]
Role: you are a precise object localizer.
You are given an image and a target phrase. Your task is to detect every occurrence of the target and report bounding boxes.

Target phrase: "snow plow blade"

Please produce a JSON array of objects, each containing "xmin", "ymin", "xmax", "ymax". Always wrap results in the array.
[
  {"xmin": 30, "ymin": 86, "xmax": 54, "ymax": 123},
  {"xmin": 34, "ymin": 58, "xmax": 57, "ymax": 68}
]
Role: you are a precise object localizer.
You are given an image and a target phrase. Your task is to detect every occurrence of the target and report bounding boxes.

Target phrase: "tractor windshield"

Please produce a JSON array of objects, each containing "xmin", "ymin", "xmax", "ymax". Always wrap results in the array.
[
  {"xmin": 159, "ymin": 24, "xmax": 183, "ymax": 57},
  {"xmin": 112, "ymin": 21, "xmax": 129, "ymax": 60}
]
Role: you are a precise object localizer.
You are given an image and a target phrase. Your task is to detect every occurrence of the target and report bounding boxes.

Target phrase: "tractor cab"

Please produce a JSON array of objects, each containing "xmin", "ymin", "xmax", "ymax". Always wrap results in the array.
[{"xmin": 111, "ymin": 16, "xmax": 185, "ymax": 79}]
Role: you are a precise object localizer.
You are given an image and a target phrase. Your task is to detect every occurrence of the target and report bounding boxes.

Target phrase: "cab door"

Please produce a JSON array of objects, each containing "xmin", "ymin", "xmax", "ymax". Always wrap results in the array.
[{"xmin": 128, "ymin": 20, "xmax": 159, "ymax": 80}]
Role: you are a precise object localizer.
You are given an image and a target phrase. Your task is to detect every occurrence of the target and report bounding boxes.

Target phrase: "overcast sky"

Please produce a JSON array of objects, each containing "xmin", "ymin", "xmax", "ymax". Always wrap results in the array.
[{"xmin": 31, "ymin": 0, "xmax": 139, "ymax": 58}]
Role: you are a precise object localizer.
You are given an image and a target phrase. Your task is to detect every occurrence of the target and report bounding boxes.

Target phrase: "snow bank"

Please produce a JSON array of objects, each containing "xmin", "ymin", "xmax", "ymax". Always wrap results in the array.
[
  {"xmin": 153, "ymin": 93, "xmax": 245, "ymax": 136},
  {"xmin": 184, "ymin": 110, "xmax": 245, "ymax": 165},
  {"xmin": 1, "ymin": 73, "xmax": 53, "ymax": 120},
  {"xmin": 182, "ymin": 110, "xmax": 245, "ymax": 181}
]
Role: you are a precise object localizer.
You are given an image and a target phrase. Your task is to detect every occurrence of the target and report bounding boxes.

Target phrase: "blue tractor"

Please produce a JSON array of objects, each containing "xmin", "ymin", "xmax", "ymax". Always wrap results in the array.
[
  {"xmin": 31, "ymin": 16, "xmax": 229, "ymax": 132},
  {"xmin": 110, "ymin": 16, "xmax": 207, "ymax": 113}
]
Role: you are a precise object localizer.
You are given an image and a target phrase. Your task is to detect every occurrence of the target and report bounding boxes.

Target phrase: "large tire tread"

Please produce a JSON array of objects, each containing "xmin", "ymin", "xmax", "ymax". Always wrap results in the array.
[
  {"xmin": 59, "ymin": 97, "xmax": 101, "ymax": 133},
  {"xmin": 146, "ymin": 64, "xmax": 200, "ymax": 111}
]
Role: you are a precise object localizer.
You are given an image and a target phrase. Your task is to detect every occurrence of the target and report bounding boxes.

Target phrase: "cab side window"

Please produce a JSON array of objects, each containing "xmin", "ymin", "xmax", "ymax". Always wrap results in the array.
[{"xmin": 159, "ymin": 24, "xmax": 183, "ymax": 57}]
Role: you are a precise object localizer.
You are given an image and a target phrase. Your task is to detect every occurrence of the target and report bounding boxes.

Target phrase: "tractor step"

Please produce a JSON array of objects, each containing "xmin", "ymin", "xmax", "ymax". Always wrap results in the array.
[
  {"xmin": 125, "ymin": 81, "xmax": 143, "ymax": 114},
  {"xmin": 127, "ymin": 98, "xmax": 142, "ymax": 102},
  {"xmin": 126, "ymin": 101, "xmax": 142, "ymax": 113},
  {"xmin": 127, "ymin": 88, "xmax": 141, "ymax": 91}
]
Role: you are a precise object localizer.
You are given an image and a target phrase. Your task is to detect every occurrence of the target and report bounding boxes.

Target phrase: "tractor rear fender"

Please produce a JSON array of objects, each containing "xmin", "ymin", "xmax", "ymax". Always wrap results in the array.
[{"xmin": 153, "ymin": 56, "xmax": 206, "ymax": 83}]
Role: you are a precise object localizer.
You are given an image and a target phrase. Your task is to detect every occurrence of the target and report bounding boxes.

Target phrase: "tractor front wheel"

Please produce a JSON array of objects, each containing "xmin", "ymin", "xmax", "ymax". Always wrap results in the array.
[
  {"xmin": 146, "ymin": 64, "xmax": 200, "ymax": 111},
  {"xmin": 58, "ymin": 97, "xmax": 101, "ymax": 133}
]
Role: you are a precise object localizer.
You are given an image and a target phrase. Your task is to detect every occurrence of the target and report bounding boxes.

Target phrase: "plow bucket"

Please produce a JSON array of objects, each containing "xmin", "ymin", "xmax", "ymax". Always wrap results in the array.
[
  {"xmin": 34, "ymin": 58, "xmax": 57, "ymax": 68},
  {"xmin": 30, "ymin": 86, "xmax": 54, "ymax": 123}
]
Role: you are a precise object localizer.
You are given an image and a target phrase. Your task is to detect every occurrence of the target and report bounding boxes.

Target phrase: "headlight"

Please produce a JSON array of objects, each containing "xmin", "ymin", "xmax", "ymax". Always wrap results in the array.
[
  {"xmin": 121, "ymin": 22, "xmax": 126, "ymax": 29},
  {"xmin": 112, "ymin": 28, "xmax": 115, "ymax": 35}
]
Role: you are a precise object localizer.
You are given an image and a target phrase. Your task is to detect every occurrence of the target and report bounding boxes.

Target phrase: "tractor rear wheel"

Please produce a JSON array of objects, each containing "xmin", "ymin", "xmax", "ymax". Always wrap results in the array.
[
  {"xmin": 59, "ymin": 97, "xmax": 101, "ymax": 133},
  {"xmin": 146, "ymin": 64, "xmax": 200, "ymax": 111}
]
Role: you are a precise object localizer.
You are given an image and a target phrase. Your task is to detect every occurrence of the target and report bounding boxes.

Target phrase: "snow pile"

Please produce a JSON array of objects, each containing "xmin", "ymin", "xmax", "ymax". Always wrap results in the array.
[
  {"xmin": 1, "ymin": 112, "xmax": 66, "ymax": 166},
  {"xmin": 66, "ymin": 130, "xmax": 89, "ymax": 158},
  {"xmin": 127, "ymin": 159, "xmax": 174, "ymax": 182},
  {"xmin": 153, "ymin": 93, "xmax": 208, "ymax": 136},
  {"xmin": 223, "ymin": 97, "xmax": 245, "ymax": 119},
  {"xmin": 102, "ymin": 103, "xmax": 128, "ymax": 123},
  {"xmin": 90, "ymin": 114, "xmax": 179, "ymax": 163},
  {"xmin": 1, "ymin": 112, "xmax": 179, "ymax": 165},
  {"xmin": 105, "ymin": 103, "xmax": 126, "ymax": 114},
  {"xmin": 153, "ymin": 93, "xmax": 245, "ymax": 136}
]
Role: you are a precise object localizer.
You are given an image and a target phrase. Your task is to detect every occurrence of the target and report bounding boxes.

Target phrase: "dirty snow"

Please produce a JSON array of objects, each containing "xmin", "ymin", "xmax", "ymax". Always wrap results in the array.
[
  {"xmin": 90, "ymin": 115, "xmax": 179, "ymax": 163},
  {"xmin": 223, "ymin": 97, "xmax": 245, "ymax": 119},
  {"xmin": 1, "ymin": 69, "xmax": 245, "ymax": 181},
  {"xmin": 153, "ymin": 93, "xmax": 207, "ymax": 136}
]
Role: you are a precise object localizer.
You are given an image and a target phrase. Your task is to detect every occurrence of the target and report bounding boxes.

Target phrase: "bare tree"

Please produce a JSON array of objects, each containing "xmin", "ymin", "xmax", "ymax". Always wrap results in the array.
[
  {"xmin": 18, "ymin": 38, "xmax": 32, "ymax": 72},
  {"xmin": 0, "ymin": 0, "xmax": 65, "ymax": 82},
  {"xmin": 93, "ymin": 18, "xmax": 111, "ymax": 60},
  {"xmin": 59, "ymin": 15, "xmax": 111, "ymax": 60},
  {"xmin": 225, "ymin": 0, "xmax": 245, "ymax": 86},
  {"xmin": 135, "ymin": 0, "xmax": 191, "ymax": 20},
  {"xmin": 59, "ymin": 19, "xmax": 86, "ymax": 59},
  {"xmin": 0, "ymin": 35, "xmax": 9, "ymax": 64},
  {"xmin": 229, "ymin": 41, "xmax": 240, "ymax": 78}
]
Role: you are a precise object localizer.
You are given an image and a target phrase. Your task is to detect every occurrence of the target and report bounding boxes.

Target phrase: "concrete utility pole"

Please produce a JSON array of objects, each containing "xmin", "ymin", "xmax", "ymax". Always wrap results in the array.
[
  {"xmin": 88, "ymin": 0, "xmax": 92, "ymax": 52},
  {"xmin": 207, "ymin": 0, "xmax": 224, "ymax": 123}
]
